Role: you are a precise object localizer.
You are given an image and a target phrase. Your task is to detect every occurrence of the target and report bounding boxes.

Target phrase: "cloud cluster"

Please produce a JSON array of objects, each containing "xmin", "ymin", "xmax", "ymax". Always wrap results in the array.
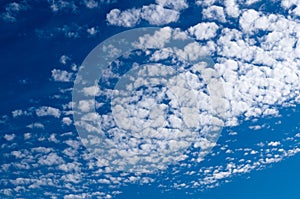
[
  {"xmin": 1, "ymin": 1, "xmax": 29, "ymax": 22},
  {"xmin": 51, "ymin": 69, "xmax": 73, "ymax": 82},
  {"xmin": 2, "ymin": 0, "xmax": 300, "ymax": 198},
  {"xmin": 106, "ymin": 0, "xmax": 188, "ymax": 27},
  {"xmin": 36, "ymin": 106, "xmax": 61, "ymax": 118},
  {"xmin": 74, "ymin": 36, "xmax": 225, "ymax": 172}
]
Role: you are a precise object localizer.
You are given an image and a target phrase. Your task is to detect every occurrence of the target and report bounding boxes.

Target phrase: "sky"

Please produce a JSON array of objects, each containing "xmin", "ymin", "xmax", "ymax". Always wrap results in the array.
[{"xmin": 0, "ymin": 0, "xmax": 300, "ymax": 198}]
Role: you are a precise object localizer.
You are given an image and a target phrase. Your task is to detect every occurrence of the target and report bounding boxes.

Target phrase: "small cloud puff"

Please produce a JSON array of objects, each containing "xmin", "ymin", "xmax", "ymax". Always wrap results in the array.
[
  {"xmin": 51, "ymin": 69, "xmax": 73, "ymax": 82},
  {"xmin": 106, "ymin": 0, "xmax": 188, "ymax": 27},
  {"xmin": 36, "ymin": 106, "xmax": 61, "ymax": 118}
]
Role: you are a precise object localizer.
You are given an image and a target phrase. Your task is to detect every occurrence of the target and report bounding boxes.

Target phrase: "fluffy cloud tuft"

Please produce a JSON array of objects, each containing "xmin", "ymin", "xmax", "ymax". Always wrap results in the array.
[
  {"xmin": 106, "ymin": 8, "xmax": 141, "ymax": 27},
  {"xmin": 107, "ymin": 0, "xmax": 188, "ymax": 27},
  {"xmin": 36, "ymin": 106, "xmax": 61, "ymax": 118},
  {"xmin": 51, "ymin": 69, "xmax": 73, "ymax": 82}
]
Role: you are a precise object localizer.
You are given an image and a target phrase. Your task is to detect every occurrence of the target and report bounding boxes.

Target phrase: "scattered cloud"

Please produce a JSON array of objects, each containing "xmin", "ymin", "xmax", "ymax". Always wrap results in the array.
[
  {"xmin": 107, "ymin": 0, "xmax": 188, "ymax": 27},
  {"xmin": 36, "ymin": 106, "xmax": 61, "ymax": 118},
  {"xmin": 26, "ymin": 122, "xmax": 45, "ymax": 129},
  {"xmin": 1, "ymin": 1, "xmax": 29, "ymax": 22},
  {"xmin": 48, "ymin": 0, "xmax": 77, "ymax": 13},
  {"xmin": 4, "ymin": 134, "xmax": 16, "ymax": 141},
  {"xmin": 202, "ymin": 6, "xmax": 226, "ymax": 23},
  {"xmin": 51, "ymin": 69, "xmax": 73, "ymax": 82},
  {"xmin": 2, "ymin": 0, "xmax": 300, "ymax": 198},
  {"xmin": 106, "ymin": 8, "xmax": 141, "ymax": 27},
  {"xmin": 188, "ymin": 22, "xmax": 219, "ymax": 40}
]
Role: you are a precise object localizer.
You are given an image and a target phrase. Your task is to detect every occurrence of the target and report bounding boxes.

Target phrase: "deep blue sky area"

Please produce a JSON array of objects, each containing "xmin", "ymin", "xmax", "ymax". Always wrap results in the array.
[
  {"xmin": 0, "ymin": 0, "xmax": 299, "ymax": 198},
  {"xmin": 118, "ymin": 155, "xmax": 300, "ymax": 199}
]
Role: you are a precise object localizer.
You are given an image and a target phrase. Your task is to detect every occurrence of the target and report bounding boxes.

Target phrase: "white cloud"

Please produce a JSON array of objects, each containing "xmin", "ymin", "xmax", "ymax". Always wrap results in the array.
[
  {"xmin": 87, "ymin": 27, "xmax": 98, "ymax": 36},
  {"xmin": 36, "ymin": 106, "xmax": 61, "ymax": 118},
  {"xmin": 49, "ymin": 0, "xmax": 76, "ymax": 13},
  {"xmin": 59, "ymin": 55, "xmax": 70, "ymax": 65},
  {"xmin": 76, "ymin": 57, "xmax": 224, "ymax": 173},
  {"xmin": 4, "ymin": 134, "xmax": 15, "ymax": 141},
  {"xmin": 107, "ymin": 0, "xmax": 188, "ymax": 27},
  {"xmin": 88, "ymin": 18, "xmax": 300, "ymax": 177},
  {"xmin": 155, "ymin": 0, "xmax": 188, "ymax": 11},
  {"xmin": 133, "ymin": 26, "xmax": 172, "ymax": 49},
  {"xmin": 244, "ymin": 0, "xmax": 261, "ymax": 5},
  {"xmin": 174, "ymin": 41, "xmax": 214, "ymax": 61},
  {"xmin": 224, "ymin": 0, "xmax": 240, "ymax": 18},
  {"xmin": 62, "ymin": 117, "xmax": 72, "ymax": 125},
  {"xmin": 188, "ymin": 22, "xmax": 219, "ymax": 40},
  {"xmin": 38, "ymin": 152, "xmax": 64, "ymax": 166},
  {"xmin": 4, "ymin": 3, "xmax": 300, "ymax": 197},
  {"xmin": 195, "ymin": 0, "xmax": 216, "ymax": 6},
  {"xmin": 281, "ymin": 0, "xmax": 297, "ymax": 9},
  {"xmin": 78, "ymin": 100, "xmax": 95, "ymax": 112},
  {"xmin": 281, "ymin": 0, "xmax": 300, "ymax": 16},
  {"xmin": 1, "ymin": 1, "xmax": 28, "ymax": 22},
  {"xmin": 26, "ymin": 122, "xmax": 45, "ymax": 129},
  {"xmin": 107, "ymin": 8, "xmax": 141, "ymax": 27},
  {"xmin": 268, "ymin": 141, "xmax": 281, "ymax": 147},
  {"xmin": 24, "ymin": 133, "xmax": 31, "ymax": 140},
  {"xmin": 51, "ymin": 69, "xmax": 73, "ymax": 82},
  {"xmin": 141, "ymin": 4, "xmax": 180, "ymax": 25},
  {"xmin": 83, "ymin": 85, "xmax": 100, "ymax": 96},
  {"xmin": 12, "ymin": 109, "xmax": 30, "ymax": 117},
  {"xmin": 58, "ymin": 162, "xmax": 80, "ymax": 172},
  {"xmin": 84, "ymin": 0, "xmax": 99, "ymax": 9},
  {"xmin": 202, "ymin": 6, "xmax": 226, "ymax": 22}
]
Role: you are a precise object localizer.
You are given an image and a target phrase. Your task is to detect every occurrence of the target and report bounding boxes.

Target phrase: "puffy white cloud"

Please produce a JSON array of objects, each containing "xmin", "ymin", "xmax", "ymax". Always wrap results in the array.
[
  {"xmin": 141, "ymin": 4, "xmax": 180, "ymax": 25},
  {"xmin": 4, "ymin": 3, "xmax": 300, "ymax": 197},
  {"xmin": 188, "ymin": 22, "xmax": 219, "ymax": 40},
  {"xmin": 202, "ymin": 6, "xmax": 226, "ymax": 22},
  {"xmin": 71, "ymin": 23, "xmax": 300, "ymax": 177},
  {"xmin": 195, "ymin": 0, "xmax": 217, "ymax": 6},
  {"xmin": 26, "ymin": 122, "xmax": 45, "ymax": 129},
  {"xmin": 133, "ymin": 26, "xmax": 173, "ymax": 49},
  {"xmin": 106, "ymin": 8, "xmax": 141, "ymax": 27},
  {"xmin": 107, "ymin": 0, "xmax": 188, "ymax": 27},
  {"xmin": 174, "ymin": 41, "xmax": 214, "ymax": 60},
  {"xmin": 129, "ymin": 17, "xmax": 300, "ymax": 135},
  {"xmin": 211, "ymin": 11, "xmax": 300, "ymax": 126},
  {"xmin": 84, "ymin": 0, "xmax": 99, "ymax": 9},
  {"xmin": 49, "ymin": 0, "xmax": 77, "ymax": 13},
  {"xmin": 281, "ymin": 0, "xmax": 297, "ymax": 9},
  {"xmin": 58, "ymin": 163, "xmax": 80, "ymax": 174},
  {"xmin": 87, "ymin": 27, "xmax": 98, "ymax": 36},
  {"xmin": 62, "ymin": 117, "xmax": 72, "ymax": 125},
  {"xmin": 268, "ymin": 141, "xmax": 281, "ymax": 147},
  {"xmin": 83, "ymin": 85, "xmax": 100, "ymax": 96},
  {"xmin": 12, "ymin": 109, "xmax": 30, "ymax": 117},
  {"xmin": 51, "ymin": 69, "xmax": 73, "ymax": 82},
  {"xmin": 155, "ymin": 0, "xmax": 188, "ymax": 11},
  {"xmin": 36, "ymin": 106, "xmax": 61, "ymax": 118},
  {"xmin": 4, "ymin": 134, "xmax": 15, "ymax": 141},
  {"xmin": 59, "ymin": 55, "xmax": 70, "ymax": 65},
  {"xmin": 239, "ymin": 9, "xmax": 264, "ymax": 34},
  {"xmin": 78, "ymin": 100, "xmax": 95, "ymax": 112},
  {"xmin": 76, "ymin": 55, "xmax": 224, "ymax": 173},
  {"xmin": 224, "ymin": 0, "xmax": 240, "ymax": 18},
  {"xmin": 244, "ymin": 0, "xmax": 261, "ymax": 5},
  {"xmin": 38, "ymin": 152, "xmax": 64, "ymax": 166}
]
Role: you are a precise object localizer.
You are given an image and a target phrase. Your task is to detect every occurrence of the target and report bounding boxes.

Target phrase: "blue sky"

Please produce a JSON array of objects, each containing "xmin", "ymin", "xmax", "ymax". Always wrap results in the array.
[{"xmin": 0, "ymin": 0, "xmax": 300, "ymax": 198}]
